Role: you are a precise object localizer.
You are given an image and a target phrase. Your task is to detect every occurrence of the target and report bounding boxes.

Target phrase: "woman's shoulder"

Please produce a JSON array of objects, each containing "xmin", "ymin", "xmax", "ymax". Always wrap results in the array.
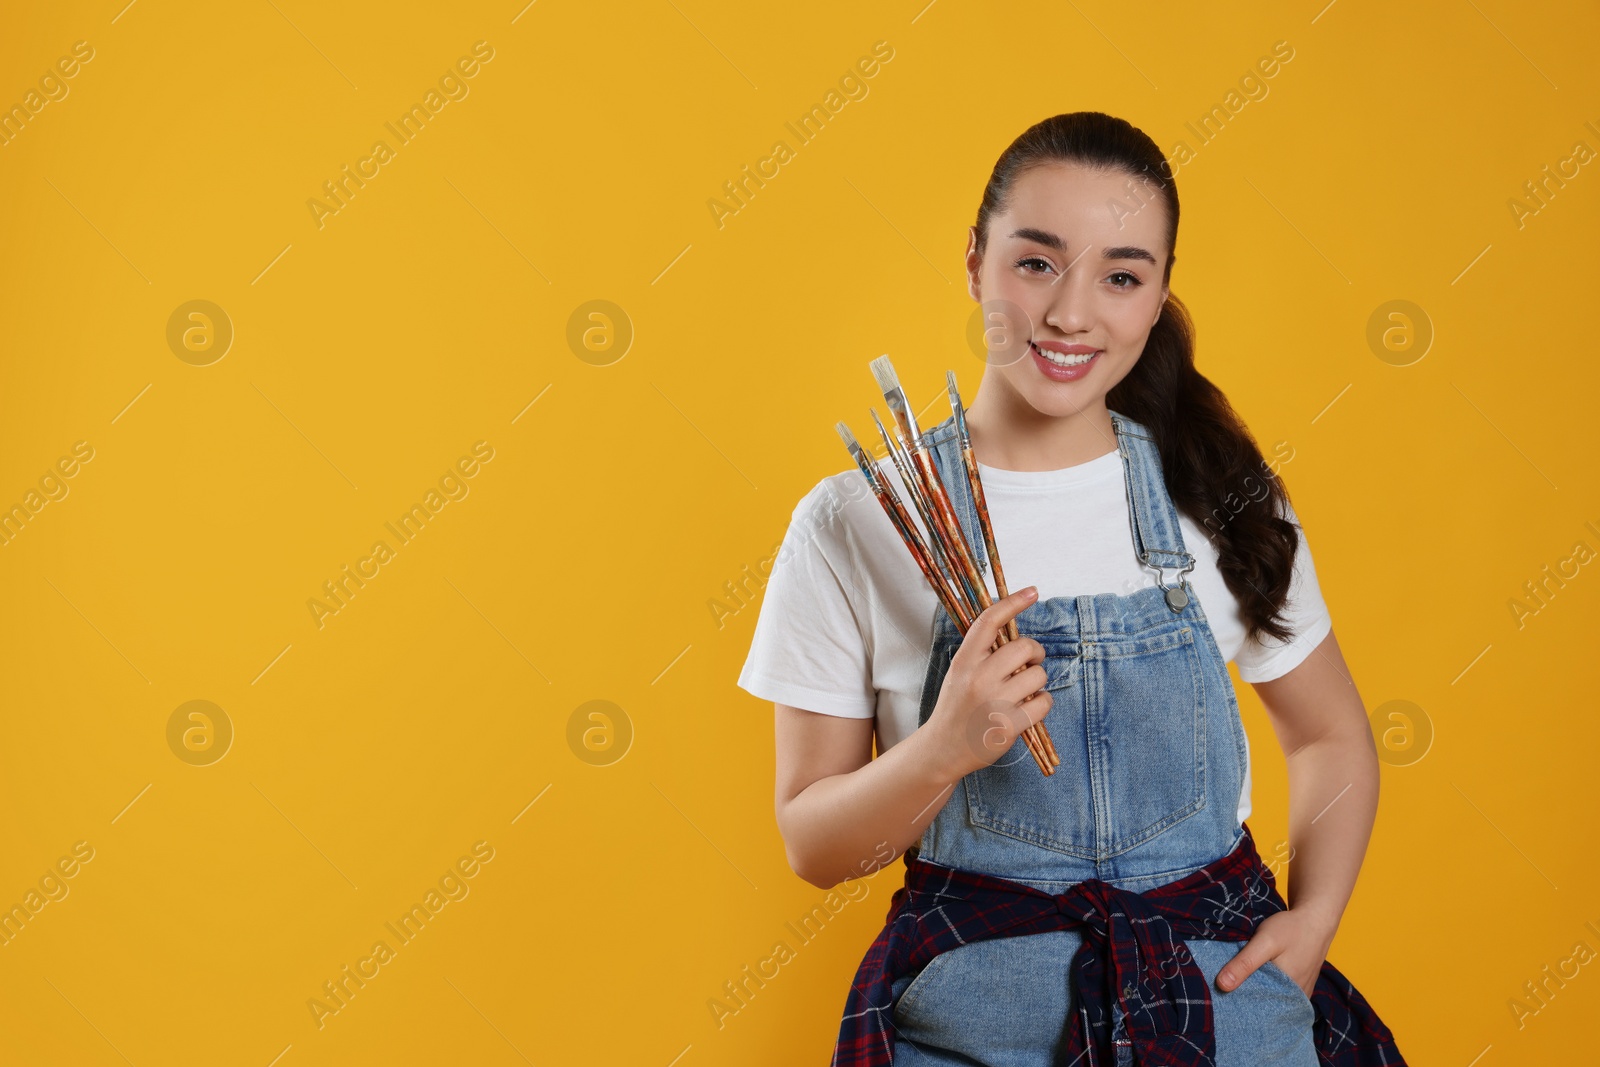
[{"xmin": 776, "ymin": 460, "xmax": 895, "ymax": 561}]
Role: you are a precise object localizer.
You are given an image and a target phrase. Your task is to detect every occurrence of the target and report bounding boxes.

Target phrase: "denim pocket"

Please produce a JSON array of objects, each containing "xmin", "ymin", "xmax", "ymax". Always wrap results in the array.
[
  {"xmin": 1259, "ymin": 959, "xmax": 1314, "ymax": 1006},
  {"xmin": 1258, "ymin": 958, "xmax": 1319, "ymax": 1041},
  {"xmin": 964, "ymin": 623, "xmax": 1205, "ymax": 855},
  {"xmin": 890, "ymin": 950, "xmax": 958, "ymax": 1025}
]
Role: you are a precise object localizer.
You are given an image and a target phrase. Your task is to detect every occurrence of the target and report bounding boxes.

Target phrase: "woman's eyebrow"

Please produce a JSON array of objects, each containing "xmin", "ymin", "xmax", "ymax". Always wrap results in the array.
[
  {"xmin": 1008, "ymin": 227, "xmax": 1157, "ymax": 265},
  {"xmin": 1101, "ymin": 245, "xmax": 1158, "ymax": 265}
]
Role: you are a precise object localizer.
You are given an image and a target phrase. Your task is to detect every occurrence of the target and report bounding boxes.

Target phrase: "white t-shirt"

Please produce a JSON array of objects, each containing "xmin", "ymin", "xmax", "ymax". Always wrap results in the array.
[{"xmin": 736, "ymin": 445, "xmax": 1335, "ymax": 826}]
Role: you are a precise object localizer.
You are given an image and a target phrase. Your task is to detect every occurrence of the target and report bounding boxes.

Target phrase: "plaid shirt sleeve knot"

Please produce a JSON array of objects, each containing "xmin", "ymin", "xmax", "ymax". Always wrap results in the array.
[{"xmin": 832, "ymin": 828, "xmax": 1406, "ymax": 1067}]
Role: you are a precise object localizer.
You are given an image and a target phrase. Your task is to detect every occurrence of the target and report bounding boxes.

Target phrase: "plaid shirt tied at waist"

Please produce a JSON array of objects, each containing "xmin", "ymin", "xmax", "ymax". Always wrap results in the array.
[{"xmin": 833, "ymin": 824, "xmax": 1406, "ymax": 1067}]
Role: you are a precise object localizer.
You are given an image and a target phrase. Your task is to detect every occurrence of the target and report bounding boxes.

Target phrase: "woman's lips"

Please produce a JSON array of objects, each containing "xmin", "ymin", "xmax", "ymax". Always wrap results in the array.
[{"xmin": 1030, "ymin": 340, "xmax": 1100, "ymax": 381}]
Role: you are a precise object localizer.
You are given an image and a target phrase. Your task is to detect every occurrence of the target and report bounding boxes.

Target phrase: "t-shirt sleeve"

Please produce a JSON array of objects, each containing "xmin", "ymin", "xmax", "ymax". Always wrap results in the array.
[
  {"xmin": 736, "ymin": 478, "xmax": 876, "ymax": 718},
  {"xmin": 1233, "ymin": 499, "xmax": 1334, "ymax": 684}
]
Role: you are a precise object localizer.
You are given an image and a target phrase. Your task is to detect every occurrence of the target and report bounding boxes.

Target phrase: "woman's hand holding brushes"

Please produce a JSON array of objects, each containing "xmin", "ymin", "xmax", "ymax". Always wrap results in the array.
[{"xmin": 920, "ymin": 587, "xmax": 1056, "ymax": 782}]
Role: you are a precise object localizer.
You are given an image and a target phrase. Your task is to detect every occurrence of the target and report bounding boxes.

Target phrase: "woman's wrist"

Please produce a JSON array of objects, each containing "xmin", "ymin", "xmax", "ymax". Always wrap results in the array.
[
  {"xmin": 906, "ymin": 716, "xmax": 970, "ymax": 794},
  {"xmin": 1287, "ymin": 896, "xmax": 1345, "ymax": 944}
]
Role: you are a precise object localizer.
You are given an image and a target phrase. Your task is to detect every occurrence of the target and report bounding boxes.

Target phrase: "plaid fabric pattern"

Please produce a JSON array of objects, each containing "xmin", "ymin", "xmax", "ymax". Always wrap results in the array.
[{"xmin": 833, "ymin": 824, "xmax": 1405, "ymax": 1066}]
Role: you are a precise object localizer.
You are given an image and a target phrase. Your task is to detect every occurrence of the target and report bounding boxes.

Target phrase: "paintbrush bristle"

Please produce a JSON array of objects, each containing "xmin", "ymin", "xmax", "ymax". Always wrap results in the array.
[
  {"xmin": 948, "ymin": 370, "xmax": 969, "ymax": 438},
  {"xmin": 838, "ymin": 420, "xmax": 884, "ymax": 491},
  {"xmin": 869, "ymin": 407, "xmax": 896, "ymax": 447},
  {"xmin": 870, "ymin": 352, "xmax": 917, "ymax": 444},
  {"xmin": 869, "ymin": 354, "xmax": 900, "ymax": 397}
]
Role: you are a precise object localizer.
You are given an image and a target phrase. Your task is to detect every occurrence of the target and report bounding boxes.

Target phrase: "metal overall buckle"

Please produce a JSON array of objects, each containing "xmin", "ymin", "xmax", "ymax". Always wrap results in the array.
[{"xmin": 1144, "ymin": 553, "xmax": 1196, "ymax": 612}]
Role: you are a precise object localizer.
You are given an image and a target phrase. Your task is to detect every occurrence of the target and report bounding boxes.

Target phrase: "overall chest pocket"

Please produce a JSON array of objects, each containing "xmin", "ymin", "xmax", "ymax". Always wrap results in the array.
[{"xmin": 963, "ymin": 623, "xmax": 1207, "ymax": 856}]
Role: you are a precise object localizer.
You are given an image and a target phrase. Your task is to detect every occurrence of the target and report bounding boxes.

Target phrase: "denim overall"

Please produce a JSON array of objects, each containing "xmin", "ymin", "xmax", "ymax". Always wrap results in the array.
[{"xmin": 888, "ymin": 410, "xmax": 1317, "ymax": 1066}]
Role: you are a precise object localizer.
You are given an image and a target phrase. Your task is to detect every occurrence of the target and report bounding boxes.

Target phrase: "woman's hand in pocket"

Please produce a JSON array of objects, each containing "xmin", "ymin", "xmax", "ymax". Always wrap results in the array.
[{"xmin": 1215, "ymin": 908, "xmax": 1337, "ymax": 998}]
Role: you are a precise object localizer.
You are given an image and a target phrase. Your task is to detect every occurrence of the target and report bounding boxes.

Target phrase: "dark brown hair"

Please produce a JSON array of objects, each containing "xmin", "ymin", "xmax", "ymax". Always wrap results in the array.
[{"xmin": 973, "ymin": 111, "xmax": 1300, "ymax": 644}]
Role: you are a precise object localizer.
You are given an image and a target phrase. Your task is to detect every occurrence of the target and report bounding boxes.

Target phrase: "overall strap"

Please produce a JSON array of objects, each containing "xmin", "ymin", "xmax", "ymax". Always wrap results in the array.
[
  {"xmin": 1110, "ymin": 410, "xmax": 1196, "ymax": 595},
  {"xmin": 912, "ymin": 410, "xmax": 1195, "ymax": 606}
]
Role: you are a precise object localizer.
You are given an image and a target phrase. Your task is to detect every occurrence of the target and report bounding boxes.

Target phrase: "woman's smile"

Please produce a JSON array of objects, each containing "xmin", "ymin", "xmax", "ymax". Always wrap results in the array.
[{"xmin": 1030, "ymin": 338, "xmax": 1101, "ymax": 381}]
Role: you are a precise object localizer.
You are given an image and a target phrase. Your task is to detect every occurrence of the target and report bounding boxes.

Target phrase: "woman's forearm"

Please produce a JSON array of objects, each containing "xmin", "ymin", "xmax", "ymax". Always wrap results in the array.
[
  {"xmin": 1283, "ymin": 724, "xmax": 1381, "ymax": 937},
  {"xmin": 780, "ymin": 725, "xmax": 963, "ymax": 889}
]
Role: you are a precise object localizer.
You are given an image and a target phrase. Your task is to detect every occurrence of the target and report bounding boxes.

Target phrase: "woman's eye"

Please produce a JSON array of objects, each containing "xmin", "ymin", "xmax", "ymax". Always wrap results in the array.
[{"xmin": 1015, "ymin": 258, "xmax": 1140, "ymax": 288}]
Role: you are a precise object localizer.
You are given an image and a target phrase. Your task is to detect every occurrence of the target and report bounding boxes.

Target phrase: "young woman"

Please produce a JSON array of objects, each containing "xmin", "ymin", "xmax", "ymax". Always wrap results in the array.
[{"xmin": 738, "ymin": 112, "xmax": 1406, "ymax": 1066}]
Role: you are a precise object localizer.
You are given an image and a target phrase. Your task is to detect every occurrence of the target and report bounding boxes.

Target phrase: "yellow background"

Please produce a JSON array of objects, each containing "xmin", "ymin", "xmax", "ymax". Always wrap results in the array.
[{"xmin": 1, "ymin": 1, "xmax": 1596, "ymax": 1063}]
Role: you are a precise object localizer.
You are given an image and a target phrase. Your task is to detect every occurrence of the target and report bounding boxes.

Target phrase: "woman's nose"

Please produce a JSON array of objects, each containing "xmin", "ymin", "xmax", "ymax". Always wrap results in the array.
[{"xmin": 1042, "ymin": 264, "xmax": 1096, "ymax": 334}]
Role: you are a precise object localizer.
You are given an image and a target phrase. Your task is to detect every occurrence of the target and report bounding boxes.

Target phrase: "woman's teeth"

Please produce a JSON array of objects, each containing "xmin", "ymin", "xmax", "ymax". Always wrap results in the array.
[{"xmin": 1033, "ymin": 341, "xmax": 1097, "ymax": 366}]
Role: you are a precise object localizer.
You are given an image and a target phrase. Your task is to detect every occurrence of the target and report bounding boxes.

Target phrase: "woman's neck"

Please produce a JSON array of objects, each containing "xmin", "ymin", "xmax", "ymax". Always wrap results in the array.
[{"xmin": 963, "ymin": 382, "xmax": 1118, "ymax": 472}]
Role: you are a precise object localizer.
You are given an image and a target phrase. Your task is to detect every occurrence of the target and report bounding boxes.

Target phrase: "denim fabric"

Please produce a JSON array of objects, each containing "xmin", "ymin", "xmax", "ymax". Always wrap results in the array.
[
  {"xmin": 890, "ymin": 410, "xmax": 1316, "ymax": 1066},
  {"xmin": 887, "ymin": 929, "xmax": 1317, "ymax": 1066}
]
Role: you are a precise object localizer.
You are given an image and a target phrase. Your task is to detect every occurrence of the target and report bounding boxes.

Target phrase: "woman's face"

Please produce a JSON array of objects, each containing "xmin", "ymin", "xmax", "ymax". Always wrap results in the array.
[{"xmin": 966, "ymin": 160, "xmax": 1171, "ymax": 418}]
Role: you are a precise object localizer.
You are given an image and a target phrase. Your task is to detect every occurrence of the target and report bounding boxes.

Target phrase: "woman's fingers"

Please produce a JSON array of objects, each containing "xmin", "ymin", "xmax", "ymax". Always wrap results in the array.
[{"xmin": 954, "ymin": 586, "xmax": 1037, "ymax": 666}]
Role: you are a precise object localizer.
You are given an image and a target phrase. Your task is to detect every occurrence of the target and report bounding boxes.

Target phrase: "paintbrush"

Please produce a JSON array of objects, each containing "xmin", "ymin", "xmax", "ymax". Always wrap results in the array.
[
  {"xmin": 869, "ymin": 357, "xmax": 991, "ymax": 621},
  {"xmin": 864, "ymin": 355, "xmax": 1055, "ymax": 776},
  {"xmin": 839, "ymin": 410, "xmax": 1049, "ymax": 775},
  {"xmin": 948, "ymin": 371, "xmax": 1059, "ymax": 769},
  {"xmin": 836, "ymin": 417, "xmax": 1039, "ymax": 779},
  {"xmin": 860, "ymin": 408, "xmax": 1051, "ymax": 773},
  {"xmin": 837, "ymin": 421, "xmax": 964, "ymax": 629},
  {"xmin": 869, "ymin": 409, "xmax": 979, "ymax": 623},
  {"xmin": 947, "ymin": 372, "xmax": 1016, "ymax": 641},
  {"xmin": 870, "ymin": 404, "xmax": 1056, "ymax": 771}
]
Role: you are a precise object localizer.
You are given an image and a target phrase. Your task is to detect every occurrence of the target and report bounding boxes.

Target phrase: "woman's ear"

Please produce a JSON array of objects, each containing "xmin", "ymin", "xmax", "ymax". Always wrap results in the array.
[{"xmin": 965, "ymin": 227, "xmax": 983, "ymax": 302}]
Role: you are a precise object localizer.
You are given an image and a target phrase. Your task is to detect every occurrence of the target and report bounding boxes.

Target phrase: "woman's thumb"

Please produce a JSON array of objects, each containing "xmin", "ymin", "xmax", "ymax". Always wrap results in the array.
[{"xmin": 972, "ymin": 585, "xmax": 1037, "ymax": 647}]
